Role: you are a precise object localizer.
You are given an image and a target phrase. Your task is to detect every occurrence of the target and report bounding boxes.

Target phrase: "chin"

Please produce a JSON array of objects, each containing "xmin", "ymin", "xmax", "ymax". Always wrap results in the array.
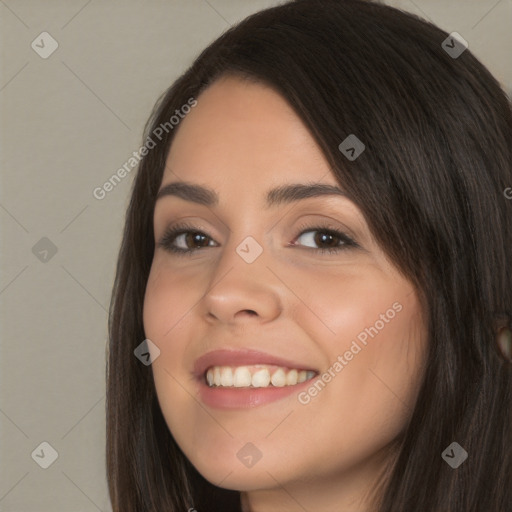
[
  {"xmin": 199, "ymin": 465, "xmax": 285, "ymax": 492},
  {"xmin": 185, "ymin": 446, "xmax": 297, "ymax": 492}
]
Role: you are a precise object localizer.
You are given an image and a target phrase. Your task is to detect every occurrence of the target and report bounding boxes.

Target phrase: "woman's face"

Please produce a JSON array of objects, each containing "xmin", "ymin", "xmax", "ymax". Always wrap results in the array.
[{"xmin": 143, "ymin": 75, "xmax": 427, "ymax": 510}]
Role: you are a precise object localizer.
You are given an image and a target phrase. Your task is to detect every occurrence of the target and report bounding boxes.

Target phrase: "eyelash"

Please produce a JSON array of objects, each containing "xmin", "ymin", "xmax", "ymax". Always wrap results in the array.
[{"xmin": 157, "ymin": 221, "xmax": 359, "ymax": 257}]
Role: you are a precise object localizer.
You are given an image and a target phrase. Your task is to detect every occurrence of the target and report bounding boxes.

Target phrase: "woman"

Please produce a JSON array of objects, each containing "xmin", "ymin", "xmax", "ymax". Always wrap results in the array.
[{"xmin": 106, "ymin": 0, "xmax": 512, "ymax": 510}]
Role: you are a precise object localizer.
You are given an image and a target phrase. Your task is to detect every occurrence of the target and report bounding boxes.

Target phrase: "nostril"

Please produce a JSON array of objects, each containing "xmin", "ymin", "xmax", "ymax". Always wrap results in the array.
[{"xmin": 238, "ymin": 310, "xmax": 257, "ymax": 317}]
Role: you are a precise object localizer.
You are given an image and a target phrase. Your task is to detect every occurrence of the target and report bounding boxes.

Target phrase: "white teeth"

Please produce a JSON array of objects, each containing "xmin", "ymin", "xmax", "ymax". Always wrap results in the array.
[
  {"xmin": 213, "ymin": 367, "xmax": 221, "ymax": 386},
  {"xmin": 220, "ymin": 367, "xmax": 233, "ymax": 386},
  {"xmin": 205, "ymin": 365, "xmax": 316, "ymax": 388},
  {"xmin": 271, "ymin": 368, "xmax": 286, "ymax": 387},
  {"xmin": 233, "ymin": 367, "xmax": 252, "ymax": 387},
  {"xmin": 286, "ymin": 369, "xmax": 298, "ymax": 385},
  {"xmin": 252, "ymin": 368, "xmax": 271, "ymax": 387}
]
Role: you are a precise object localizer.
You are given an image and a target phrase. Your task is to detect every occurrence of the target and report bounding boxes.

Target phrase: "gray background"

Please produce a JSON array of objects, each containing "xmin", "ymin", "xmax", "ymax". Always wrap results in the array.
[{"xmin": 1, "ymin": 0, "xmax": 510, "ymax": 510}]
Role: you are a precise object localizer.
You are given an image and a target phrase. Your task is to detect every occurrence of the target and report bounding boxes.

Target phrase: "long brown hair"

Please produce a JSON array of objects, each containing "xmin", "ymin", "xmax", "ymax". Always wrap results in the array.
[{"xmin": 106, "ymin": 0, "xmax": 512, "ymax": 510}]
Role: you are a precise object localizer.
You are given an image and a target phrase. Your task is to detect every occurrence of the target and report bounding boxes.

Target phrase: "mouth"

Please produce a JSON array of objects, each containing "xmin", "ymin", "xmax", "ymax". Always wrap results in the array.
[
  {"xmin": 193, "ymin": 349, "xmax": 320, "ymax": 409},
  {"xmin": 205, "ymin": 364, "xmax": 317, "ymax": 388}
]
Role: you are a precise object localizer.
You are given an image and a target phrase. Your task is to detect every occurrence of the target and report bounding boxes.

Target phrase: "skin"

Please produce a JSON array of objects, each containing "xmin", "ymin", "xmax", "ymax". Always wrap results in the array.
[{"xmin": 143, "ymin": 75, "xmax": 428, "ymax": 512}]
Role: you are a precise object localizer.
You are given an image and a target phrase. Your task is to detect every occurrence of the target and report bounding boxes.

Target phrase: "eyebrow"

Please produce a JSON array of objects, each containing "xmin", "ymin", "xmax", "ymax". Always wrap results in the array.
[{"xmin": 155, "ymin": 181, "xmax": 347, "ymax": 208}]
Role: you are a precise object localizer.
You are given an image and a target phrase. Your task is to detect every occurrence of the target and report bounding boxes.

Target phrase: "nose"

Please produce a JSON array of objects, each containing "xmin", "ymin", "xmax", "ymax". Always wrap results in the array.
[{"xmin": 200, "ymin": 236, "xmax": 283, "ymax": 327}]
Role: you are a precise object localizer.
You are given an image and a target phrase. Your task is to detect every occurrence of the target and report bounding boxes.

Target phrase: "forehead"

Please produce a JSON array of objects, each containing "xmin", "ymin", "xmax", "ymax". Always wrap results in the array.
[{"xmin": 163, "ymin": 75, "xmax": 338, "ymax": 190}]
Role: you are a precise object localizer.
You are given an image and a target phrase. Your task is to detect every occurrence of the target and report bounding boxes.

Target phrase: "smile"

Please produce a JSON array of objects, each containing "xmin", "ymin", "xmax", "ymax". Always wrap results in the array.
[
  {"xmin": 194, "ymin": 348, "xmax": 320, "ymax": 408},
  {"xmin": 205, "ymin": 364, "xmax": 317, "ymax": 388}
]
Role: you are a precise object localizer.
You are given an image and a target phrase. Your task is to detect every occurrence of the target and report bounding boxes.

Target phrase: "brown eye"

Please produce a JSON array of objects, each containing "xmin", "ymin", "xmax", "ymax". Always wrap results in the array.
[
  {"xmin": 292, "ymin": 225, "xmax": 358, "ymax": 255},
  {"xmin": 157, "ymin": 222, "xmax": 216, "ymax": 255}
]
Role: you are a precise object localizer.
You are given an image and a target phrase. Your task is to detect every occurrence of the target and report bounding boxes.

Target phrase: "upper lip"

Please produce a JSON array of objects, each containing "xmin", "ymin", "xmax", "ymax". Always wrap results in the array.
[{"xmin": 193, "ymin": 348, "xmax": 319, "ymax": 379}]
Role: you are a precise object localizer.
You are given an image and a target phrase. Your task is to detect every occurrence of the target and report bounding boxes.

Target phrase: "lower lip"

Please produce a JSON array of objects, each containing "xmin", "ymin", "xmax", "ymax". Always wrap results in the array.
[{"xmin": 197, "ymin": 377, "xmax": 316, "ymax": 409}]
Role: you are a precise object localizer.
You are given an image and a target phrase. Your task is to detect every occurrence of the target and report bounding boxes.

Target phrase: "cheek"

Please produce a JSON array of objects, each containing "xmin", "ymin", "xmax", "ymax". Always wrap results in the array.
[
  {"xmin": 293, "ymin": 268, "xmax": 411, "ymax": 352},
  {"xmin": 371, "ymin": 302, "xmax": 427, "ymax": 415},
  {"xmin": 315, "ymin": 297, "xmax": 425, "ymax": 435},
  {"xmin": 296, "ymin": 274, "xmax": 426, "ymax": 457},
  {"xmin": 142, "ymin": 265, "xmax": 194, "ymax": 398},
  {"xmin": 142, "ymin": 266, "xmax": 200, "ymax": 446},
  {"xmin": 143, "ymin": 262, "xmax": 195, "ymax": 343},
  {"xmin": 331, "ymin": 291, "xmax": 424, "ymax": 403}
]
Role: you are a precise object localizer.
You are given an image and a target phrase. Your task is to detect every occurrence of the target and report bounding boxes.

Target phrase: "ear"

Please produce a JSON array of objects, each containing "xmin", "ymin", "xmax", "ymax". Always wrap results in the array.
[{"xmin": 495, "ymin": 314, "xmax": 512, "ymax": 363}]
